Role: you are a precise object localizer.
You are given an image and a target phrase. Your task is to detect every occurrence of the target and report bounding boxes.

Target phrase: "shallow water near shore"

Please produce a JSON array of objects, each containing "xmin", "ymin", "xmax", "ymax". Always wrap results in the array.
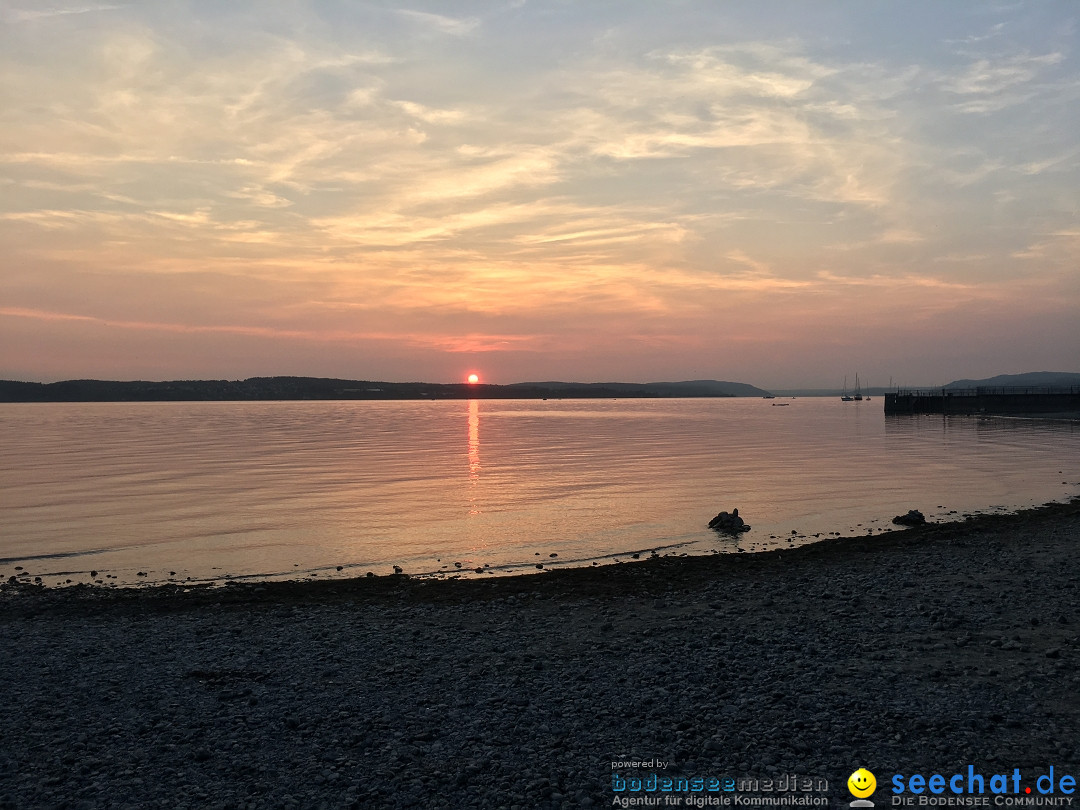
[{"xmin": 1, "ymin": 398, "xmax": 1078, "ymax": 585}]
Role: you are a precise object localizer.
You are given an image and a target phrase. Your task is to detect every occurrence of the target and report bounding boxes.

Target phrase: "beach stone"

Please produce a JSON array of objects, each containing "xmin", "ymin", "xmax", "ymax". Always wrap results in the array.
[
  {"xmin": 893, "ymin": 509, "xmax": 927, "ymax": 526},
  {"xmin": 1, "ymin": 500, "xmax": 1078, "ymax": 809}
]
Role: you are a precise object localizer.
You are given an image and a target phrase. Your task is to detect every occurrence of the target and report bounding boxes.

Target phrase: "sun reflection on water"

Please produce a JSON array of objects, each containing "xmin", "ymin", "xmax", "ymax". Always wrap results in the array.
[{"xmin": 467, "ymin": 399, "xmax": 481, "ymax": 515}]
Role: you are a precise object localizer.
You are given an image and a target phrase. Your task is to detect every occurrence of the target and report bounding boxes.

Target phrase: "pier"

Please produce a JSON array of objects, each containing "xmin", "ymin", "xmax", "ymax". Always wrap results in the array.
[{"xmin": 884, "ymin": 386, "xmax": 1080, "ymax": 416}]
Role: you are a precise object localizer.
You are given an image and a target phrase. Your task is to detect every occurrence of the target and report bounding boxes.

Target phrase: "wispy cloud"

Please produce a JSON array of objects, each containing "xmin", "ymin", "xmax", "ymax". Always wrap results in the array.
[
  {"xmin": 0, "ymin": 305, "xmax": 485, "ymax": 348},
  {"xmin": 7, "ymin": 3, "xmax": 120, "ymax": 22},
  {"xmin": 946, "ymin": 53, "xmax": 1062, "ymax": 96},
  {"xmin": 395, "ymin": 9, "xmax": 479, "ymax": 36}
]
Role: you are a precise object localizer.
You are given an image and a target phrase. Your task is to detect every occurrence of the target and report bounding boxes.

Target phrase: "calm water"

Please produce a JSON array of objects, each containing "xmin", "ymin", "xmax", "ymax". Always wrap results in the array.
[{"xmin": 1, "ymin": 398, "xmax": 1078, "ymax": 585}]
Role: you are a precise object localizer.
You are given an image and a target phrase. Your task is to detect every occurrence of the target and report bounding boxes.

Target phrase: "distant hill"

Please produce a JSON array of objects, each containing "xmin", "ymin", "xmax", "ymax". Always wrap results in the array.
[
  {"xmin": 510, "ymin": 380, "xmax": 771, "ymax": 397},
  {"xmin": 0, "ymin": 376, "xmax": 771, "ymax": 402},
  {"xmin": 944, "ymin": 371, "xmax": 1080, "ymax": 390},
  {"xmin": 774, "ymin": 372, "xmax": 1080, "ymax": 397}
]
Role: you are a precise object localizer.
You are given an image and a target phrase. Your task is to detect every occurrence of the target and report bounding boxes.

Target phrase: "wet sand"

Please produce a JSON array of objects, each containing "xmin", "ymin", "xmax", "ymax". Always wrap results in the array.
[{"xmin": 1, "ymin": 499, "xmax": 1078, "ymax": 809}]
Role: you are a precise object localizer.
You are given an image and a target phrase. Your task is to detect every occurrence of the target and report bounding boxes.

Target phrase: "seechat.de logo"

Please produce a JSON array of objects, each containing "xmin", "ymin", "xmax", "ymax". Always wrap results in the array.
[{"xmin": 849, "ymin": 768, "xmax": 877, "ymax": 808}]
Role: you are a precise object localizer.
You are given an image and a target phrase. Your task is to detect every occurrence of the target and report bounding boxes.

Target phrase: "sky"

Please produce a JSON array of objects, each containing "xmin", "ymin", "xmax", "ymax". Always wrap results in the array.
[{"xmin": 1, "ymin": 1, "xmax": 1078, "ymax": 389}]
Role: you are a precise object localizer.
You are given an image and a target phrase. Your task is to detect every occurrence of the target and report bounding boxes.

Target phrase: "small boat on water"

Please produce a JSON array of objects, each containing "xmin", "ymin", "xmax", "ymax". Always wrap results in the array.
[
  {"xmin": 853, "ymin": 373, "xmax": 863, "ymax": 401},
  {"xmin": 841, "ymin": 376, "xmax": 854, "ymax": 402}
]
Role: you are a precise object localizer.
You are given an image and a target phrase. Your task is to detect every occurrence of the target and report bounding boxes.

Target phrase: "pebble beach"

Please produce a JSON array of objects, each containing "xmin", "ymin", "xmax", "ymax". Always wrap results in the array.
[{"xmin": 1, "ymin": 500, "xmax": 1078, "ymax": 810}]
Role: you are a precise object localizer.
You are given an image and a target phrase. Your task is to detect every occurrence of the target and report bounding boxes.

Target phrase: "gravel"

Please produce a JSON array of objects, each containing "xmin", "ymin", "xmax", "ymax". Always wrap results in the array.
[{"xmin": 1, "ymin": 500, "xmax": 1078, "ymax": 809}]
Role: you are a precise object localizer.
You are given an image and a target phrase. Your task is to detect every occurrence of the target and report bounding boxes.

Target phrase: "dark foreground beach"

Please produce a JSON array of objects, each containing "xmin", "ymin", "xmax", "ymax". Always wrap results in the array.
[{"xmin": 2, "ymin": 501, "xmax": 1078, "ymax": 810}]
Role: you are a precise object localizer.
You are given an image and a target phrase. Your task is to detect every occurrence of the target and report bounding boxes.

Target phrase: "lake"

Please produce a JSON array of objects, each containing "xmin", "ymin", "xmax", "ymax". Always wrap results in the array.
[{"xmin": 1, "ymin": 398, "xmax": 1077, "ymax": 585}]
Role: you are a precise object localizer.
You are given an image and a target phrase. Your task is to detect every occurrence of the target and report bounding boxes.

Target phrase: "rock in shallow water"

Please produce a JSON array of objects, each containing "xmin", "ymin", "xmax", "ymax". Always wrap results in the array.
[{"xmin": 708, "ymin": 507, "xmax": 751, "ymax": 534}]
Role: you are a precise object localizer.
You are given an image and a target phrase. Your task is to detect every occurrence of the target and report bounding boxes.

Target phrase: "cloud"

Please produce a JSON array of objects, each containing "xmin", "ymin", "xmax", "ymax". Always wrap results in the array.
[
  {"xmin": 0, "ymin": 304, "xmax": 468, "ymax": 347},
  {"xmin": 395, "ymin": 9, "xmax": 479, "ymax": 36},
  {"xmin": 814, "ymin": 271, "xmax": 973, "ymax": 291},
  {"xmin": 7, "ymin": 3, "xmax": 120, "ymax": 22},
  {"xmin": 946, "ymin": 52, "xmax": 1063, "ymax": 96},
  {"xmin": 2, "ymin": 2, "xmax": 1078, "ymax": 383},
  {"xmin": 945, "ymin": 22, "xmax": 1006, "ymax": 45}
]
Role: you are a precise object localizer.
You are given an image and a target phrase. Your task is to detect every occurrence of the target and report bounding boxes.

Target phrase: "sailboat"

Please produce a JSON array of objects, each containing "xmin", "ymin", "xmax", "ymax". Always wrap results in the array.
[
  {"xmin": 853, "ymin": 373, "xmax": 863, "ymax": 401},
  {"xmin": 841, "ymin": 376, "xmax": 854, "ymax": 401}
]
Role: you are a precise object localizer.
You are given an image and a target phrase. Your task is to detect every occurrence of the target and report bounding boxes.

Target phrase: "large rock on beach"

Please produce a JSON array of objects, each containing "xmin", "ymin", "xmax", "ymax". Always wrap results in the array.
[
  {"xmin": 892, "ymin": 508, "xmax": 927, "ymax": 526},
  {"xmin": 708, "ymin": 507, "xmax": 750, "ymax": 534}
]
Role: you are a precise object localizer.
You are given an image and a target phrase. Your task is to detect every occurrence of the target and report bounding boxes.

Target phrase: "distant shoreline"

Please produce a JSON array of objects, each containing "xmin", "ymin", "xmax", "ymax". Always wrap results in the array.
[{"xmin": 0, "ymin": 376, "xmax": 769, "ymax": 402}]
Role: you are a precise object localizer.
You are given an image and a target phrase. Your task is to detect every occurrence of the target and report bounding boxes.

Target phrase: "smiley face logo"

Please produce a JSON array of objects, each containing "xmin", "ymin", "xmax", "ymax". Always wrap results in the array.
[{"xmin": 848, "ymin": 768, "xmax": 876, "ymax": 799}]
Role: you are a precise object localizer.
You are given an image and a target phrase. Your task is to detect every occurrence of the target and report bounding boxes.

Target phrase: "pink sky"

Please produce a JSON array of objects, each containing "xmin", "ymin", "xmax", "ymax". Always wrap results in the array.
[{"xmin": 2, "ymin": 2, "xmax": 1078, "ymax": 388}]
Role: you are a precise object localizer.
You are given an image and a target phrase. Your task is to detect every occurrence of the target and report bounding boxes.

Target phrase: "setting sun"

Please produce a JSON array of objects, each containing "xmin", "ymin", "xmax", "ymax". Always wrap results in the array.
[{"xmin": 467, "ymin": 374, "xmax": 480, "ymax": 384}]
